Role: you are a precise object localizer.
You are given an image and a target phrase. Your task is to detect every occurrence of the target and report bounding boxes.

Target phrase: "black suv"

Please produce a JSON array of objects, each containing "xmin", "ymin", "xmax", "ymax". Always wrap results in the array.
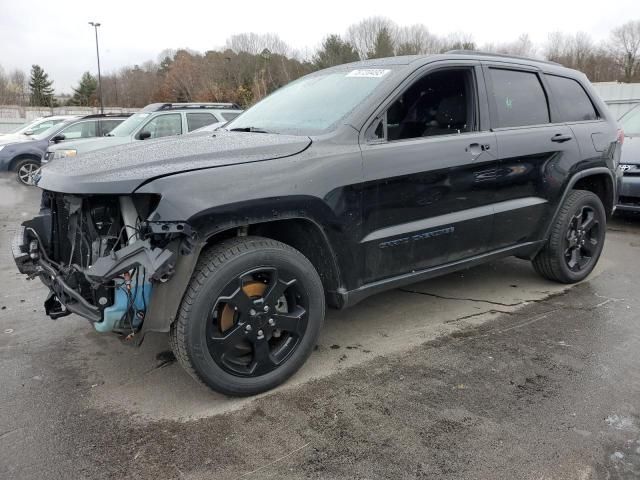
[{"xmin": 13, "ymin": 52, "xmax": 621, "ymax": 396}]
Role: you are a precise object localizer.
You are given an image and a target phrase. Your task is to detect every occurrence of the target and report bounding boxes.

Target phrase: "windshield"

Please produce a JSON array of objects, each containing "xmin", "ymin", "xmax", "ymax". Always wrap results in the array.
[
  {"xmin": 225, "ymin": 68, "xmax": 394, "ymax": 135},
  {"xmin": 106, "ymin": 112, "xmax": 152, "ymax": 137},
  {"xmin": 13, "ymin": 118, "xmax": 44, "ymax": 135},
  {"xmin": 621, "ymin": 105, "xmax": 640, "ymax": 136},
  {"xmin": 32, "ymin": 122, "xmax": 68, "ymax": 141}
]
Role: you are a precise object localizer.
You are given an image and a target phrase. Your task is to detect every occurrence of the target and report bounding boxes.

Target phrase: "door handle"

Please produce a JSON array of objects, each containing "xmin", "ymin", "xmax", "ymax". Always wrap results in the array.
[
  {"xmin": 465, "ymin": 143, "xmax": 490, "ymax": 159},
  {"xmin": 551, "ymin": 133, "xmax": 572, "ymax": 143}
]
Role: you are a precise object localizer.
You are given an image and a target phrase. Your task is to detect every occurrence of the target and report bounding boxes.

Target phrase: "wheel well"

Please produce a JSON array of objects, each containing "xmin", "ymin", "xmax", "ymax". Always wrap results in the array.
[
  {"xmin": 9, "ymin": 155, "xmax": 41, "ymax": 172},
  {"xmin": 204, "ymin": 219, "xmax": 343, "ymax": 307},
  {"xmin": 572, "ymin": 173, "xmax": 613, "ymax": 219}
]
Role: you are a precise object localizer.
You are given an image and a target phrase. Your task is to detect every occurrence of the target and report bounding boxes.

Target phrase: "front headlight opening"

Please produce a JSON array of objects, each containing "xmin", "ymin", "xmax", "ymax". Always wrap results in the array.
[{"xmin": 53, "ymin": 149, "xmax": 77, "ymax": 159}]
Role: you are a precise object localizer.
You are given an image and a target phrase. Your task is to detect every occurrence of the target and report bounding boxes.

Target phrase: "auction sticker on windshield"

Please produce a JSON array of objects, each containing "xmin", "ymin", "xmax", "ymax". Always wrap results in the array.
[{"xmin": 346, "ymin": 69, "xmax": 391, "ymax": 78}]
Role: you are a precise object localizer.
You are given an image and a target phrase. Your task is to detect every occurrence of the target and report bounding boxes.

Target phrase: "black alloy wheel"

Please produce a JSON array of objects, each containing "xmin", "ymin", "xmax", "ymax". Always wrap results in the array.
[
  {"xmin": 207, "ymin": 266, "xmax": 309, "ymax": 377},
  {"xmin": 564, "ymin": 205, "xmax": 601, "ymax": 273},
  {"xmin": 171, "ymin": 236, "xmax": 325, "ymax": 396},
  {"xmin": 533, "ymin": 189, "xmax": 606, "ymax": 283}
]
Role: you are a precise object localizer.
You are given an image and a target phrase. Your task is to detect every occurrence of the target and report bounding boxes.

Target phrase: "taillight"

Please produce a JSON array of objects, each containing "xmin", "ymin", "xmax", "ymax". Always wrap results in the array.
[{"xmin": 617, "ymin": 128, "xmax": 625, "ymax": 145}]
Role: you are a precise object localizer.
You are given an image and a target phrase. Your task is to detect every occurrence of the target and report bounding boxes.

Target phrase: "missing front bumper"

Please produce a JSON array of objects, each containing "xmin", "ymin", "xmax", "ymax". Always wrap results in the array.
[{"xmin": 12, "ymin": 223, "xmax": 177, "ymax": 326}]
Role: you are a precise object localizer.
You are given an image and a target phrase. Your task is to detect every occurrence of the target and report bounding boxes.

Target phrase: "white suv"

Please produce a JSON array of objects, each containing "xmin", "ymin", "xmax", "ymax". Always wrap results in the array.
[{"xmin": 44, "ymin": 103, "xmax": 243, "ymax": 162}]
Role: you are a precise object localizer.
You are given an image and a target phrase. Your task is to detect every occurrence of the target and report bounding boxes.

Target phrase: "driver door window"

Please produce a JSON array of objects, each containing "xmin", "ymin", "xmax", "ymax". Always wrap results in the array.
[
  {"xmin": 371, "ymin": 69, "xmax": 475, "ymax": 142},
  {"xmin": 140, "ymin": 114, "xmax": 182, "ymax": 139},
  {"xmin": 58, "ymin": 121, "xmax": 97, "ymax": 139}
]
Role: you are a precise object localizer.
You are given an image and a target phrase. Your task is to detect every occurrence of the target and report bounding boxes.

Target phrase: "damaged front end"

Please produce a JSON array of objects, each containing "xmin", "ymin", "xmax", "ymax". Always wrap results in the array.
[{"xmin": 13, "ymin": 192, "xmax": 195, "ymax": 339}]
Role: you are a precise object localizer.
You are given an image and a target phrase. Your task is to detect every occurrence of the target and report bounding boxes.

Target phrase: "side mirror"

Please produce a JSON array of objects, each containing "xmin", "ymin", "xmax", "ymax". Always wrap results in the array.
[
  {"xmin": 138, "ymin": 131, "xmax": 151, "ymax": 140},
  {"xmin": 51, "ymin": 134, "xmax": 65, "ymax": 143},
  {"xmin": 24, "ymin": 130, "xmax": 34, "ymax": 136}
]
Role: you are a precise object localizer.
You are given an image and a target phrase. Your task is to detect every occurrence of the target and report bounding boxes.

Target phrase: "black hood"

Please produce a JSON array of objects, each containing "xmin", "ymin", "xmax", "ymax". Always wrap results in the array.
[{"xmin": 36, "ymin": 131, "xmax": 311, "ymax": 194}]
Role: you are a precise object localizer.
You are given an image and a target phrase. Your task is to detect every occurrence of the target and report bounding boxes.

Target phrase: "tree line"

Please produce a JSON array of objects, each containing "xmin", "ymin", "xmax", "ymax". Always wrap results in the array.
[{"xmin": 1, "ymin": 17, "xmax": 639, "ymax": 109}]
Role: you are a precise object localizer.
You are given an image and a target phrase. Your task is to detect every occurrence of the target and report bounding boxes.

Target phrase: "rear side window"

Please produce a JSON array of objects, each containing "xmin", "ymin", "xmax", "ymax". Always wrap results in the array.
[
  {"xmin": 100, "ymin": 119, "xmax": 122, "ymax": 135},
  {"xmin": 221, "ymin": 112, "xmax": 241, "ymax": 121},
  {"xmin": 186, "ymin": 113, "xmax": 217, "ymax": 132},
  {"xmin": 489, "ymin": 69, "xmax": 549, "ymax": 128},
  {"xmin": 545, "ymin": 75, "xmax": 598, "ymax": 122}
]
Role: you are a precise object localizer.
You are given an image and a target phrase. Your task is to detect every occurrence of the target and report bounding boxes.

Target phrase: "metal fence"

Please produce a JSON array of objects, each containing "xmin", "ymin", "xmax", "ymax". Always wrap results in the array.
[
  {"xmin": 0, "ymin": 105, "xmax": 140, "ymax": 133},
  {"xmin": 592, "ymin": 82, "xmax": 640, "ymax": 120}
]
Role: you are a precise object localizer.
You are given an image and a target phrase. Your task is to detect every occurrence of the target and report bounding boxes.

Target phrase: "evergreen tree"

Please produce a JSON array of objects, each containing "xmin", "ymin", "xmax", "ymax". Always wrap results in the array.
[
  {"xmin": 367, "ymin": 28, "xmax": 395, "ymax": 59},
  {"xmin": 28, "ymin": 64, "xmax": 55, "ymax": 107},
  {"xmin": 313, "ymin": 35, "xmax": 360, "ymax": 69},
  {"xmin": 69, "ymin": 72, "xmax": 98, "ymax": 106}
]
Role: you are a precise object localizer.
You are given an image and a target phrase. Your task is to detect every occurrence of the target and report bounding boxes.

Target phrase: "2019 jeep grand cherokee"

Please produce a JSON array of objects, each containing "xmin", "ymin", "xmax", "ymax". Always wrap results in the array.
[{"xmin": 13, "ymin": 52, "xmax": 621, "ymax": 396}]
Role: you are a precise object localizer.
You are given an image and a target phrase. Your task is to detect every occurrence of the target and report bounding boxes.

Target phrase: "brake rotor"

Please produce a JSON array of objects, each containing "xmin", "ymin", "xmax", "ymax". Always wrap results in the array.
[{"xmin": 219, "ymin": 281, "xmax": 266, "ymax": 332}]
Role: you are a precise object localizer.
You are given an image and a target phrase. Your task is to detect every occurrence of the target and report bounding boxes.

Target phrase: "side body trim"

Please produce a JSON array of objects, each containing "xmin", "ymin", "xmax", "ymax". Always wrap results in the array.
[{"xmin": 361, "ymin": 197, "xmax": 547, "ymax": 244}]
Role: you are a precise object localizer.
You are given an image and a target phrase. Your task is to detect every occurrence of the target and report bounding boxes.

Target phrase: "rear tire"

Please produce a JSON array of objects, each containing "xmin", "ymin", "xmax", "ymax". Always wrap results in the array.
[
  {"xmin": 13, "ymin": 158, "xmax": 40, "ymax": 186},
  {"xmin": 171, "ymin": 236, "xmax": 325, "ymax": 396},
  {"xmin": 532, "ymin": 190, "xmax": 606, "ymax": 283}
]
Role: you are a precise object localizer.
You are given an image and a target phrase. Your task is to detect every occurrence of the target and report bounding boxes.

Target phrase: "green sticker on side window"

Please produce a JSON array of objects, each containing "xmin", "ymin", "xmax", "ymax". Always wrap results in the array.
[{"xmin": 505, "ymin": 97, "xmax": 513, "ymax": 109}]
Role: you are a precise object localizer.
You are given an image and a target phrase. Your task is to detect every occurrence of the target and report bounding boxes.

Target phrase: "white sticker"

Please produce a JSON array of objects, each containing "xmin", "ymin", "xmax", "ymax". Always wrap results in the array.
[{"xmin": 346, "ymin": 69, "xmax": 391, "ymax": 78}]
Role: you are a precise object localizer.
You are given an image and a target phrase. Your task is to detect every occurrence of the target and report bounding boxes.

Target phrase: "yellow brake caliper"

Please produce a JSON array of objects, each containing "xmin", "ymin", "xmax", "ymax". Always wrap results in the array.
[{"xmin": 219, "ymin": 281, "xmax": 267, "ymax": 332}]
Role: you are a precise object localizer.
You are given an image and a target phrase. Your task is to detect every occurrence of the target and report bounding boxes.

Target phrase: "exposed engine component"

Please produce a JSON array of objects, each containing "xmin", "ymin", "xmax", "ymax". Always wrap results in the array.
[{"xmin": 17, "ymin": 192, "xmax": 187, "ymax": 336}]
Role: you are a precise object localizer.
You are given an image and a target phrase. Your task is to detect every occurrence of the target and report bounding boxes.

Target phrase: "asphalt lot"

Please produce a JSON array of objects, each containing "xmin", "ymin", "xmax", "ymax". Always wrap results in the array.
[{"xmin": 1, "ymin": 173, "xmax": 639, "ymax": 479}]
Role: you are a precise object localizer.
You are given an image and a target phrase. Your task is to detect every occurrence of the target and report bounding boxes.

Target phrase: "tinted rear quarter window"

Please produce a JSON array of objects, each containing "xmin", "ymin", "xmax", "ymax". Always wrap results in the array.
[
  {"xmin": 489, "ymin": 68, "xmax": 549, "ymax": 128},
  {"xmin": 545, "ymin": 75, "xmax": 598, "ymax": 122},
  {"xmin": 221, "ymin": 112, "xmax": 241, "ymax": 121},
  {"xmin": 100, "ymin": 119, "xmax": 123, "ymax": 135},
  {"xmin": 186, "ymin": 113, "xmax": 217, "ymax": 132}
]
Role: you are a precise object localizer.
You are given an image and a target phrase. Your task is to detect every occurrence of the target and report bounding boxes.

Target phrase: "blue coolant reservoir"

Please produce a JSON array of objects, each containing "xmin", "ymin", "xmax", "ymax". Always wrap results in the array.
[{"xmin": 94, "ymin": 276, "xmax": 153, "ymax": 333}]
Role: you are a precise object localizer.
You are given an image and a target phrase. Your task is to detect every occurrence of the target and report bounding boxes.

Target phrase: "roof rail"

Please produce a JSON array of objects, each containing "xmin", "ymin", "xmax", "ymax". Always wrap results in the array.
[
  {"xmin": 156, "ymin": 102, "xmax": 242, "ymax": 111},
  {"xmin": 80, "ymin": 113, "xmax": 134, "ymax": 119},
  {"xmin": 445, "ymin": 50, "xmax": 562, "ymax": 66}
]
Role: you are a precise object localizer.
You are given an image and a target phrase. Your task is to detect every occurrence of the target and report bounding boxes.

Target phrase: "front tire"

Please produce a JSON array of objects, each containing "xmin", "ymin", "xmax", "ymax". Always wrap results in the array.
[
  {"xmin": 171, "ymin": 236, "xmax": 325, "ymax": 396},
  {"xmin": 533, "ymin": 190, "xmax": 606, "ymax": 283},
  {"xmin": 14, "ymin": 158, "xmax": 40, "ymax": 186}
]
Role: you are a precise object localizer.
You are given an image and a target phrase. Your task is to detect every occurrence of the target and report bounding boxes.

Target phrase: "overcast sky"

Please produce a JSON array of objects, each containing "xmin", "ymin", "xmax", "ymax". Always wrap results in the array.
[{"xmin": 0, "ymin": 0, "xmax": 636, "ymax": 93}]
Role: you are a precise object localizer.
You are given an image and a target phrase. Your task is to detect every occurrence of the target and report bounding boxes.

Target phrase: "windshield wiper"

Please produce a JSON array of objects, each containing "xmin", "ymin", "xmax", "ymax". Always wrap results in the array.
[{"xmin": 228, "ymin": 127, "xmax": 272, "ymax": 134}]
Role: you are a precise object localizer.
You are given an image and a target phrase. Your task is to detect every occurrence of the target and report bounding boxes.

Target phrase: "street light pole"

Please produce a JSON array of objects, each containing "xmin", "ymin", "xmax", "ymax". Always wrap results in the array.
[{"xmin": 88, "ymin": 21, "xmax": 104, "ymax": 114}]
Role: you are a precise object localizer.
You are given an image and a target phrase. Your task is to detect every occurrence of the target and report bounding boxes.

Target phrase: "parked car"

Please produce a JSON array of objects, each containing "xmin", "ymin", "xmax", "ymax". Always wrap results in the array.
[
  {"xmin": 615, "ymin": 104, "xmax": 640, "ymax": 211},
  {"xmin": 0, "ymin": 114, "xmax": 130, "ymax": 185},
  {"xmin": 14, "ymin": 52, "xmax": 621, "ymax": 396},
  {"xmin": 0, "ymin": 115, "xmax": 76, "ymax": 145},
  {"xmin": 43, "ymin": 103, "xmax": 242, "ymax": 162},
  {"xmin": 190, "ymin": 120, "xmax": 228, "ymax": 133}
]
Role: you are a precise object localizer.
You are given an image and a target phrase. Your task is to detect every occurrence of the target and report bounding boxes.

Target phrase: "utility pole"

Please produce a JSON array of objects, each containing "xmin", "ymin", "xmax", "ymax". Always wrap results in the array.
[{"xmin": 88, "ymin": 21, "xmax": 104, "ymax": 114}]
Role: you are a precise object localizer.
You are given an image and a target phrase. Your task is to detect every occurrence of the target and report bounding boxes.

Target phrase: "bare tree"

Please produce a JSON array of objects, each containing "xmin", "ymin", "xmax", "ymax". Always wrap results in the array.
[
  {"xmin": 609, "ymin": 20, "xmax": 640, "ymax": 82},
  {"xmin": 346, "ymin": 16, "xmax": 397, "ymax": 59},
  {"xmin": 543, "ymin": 32, "xmax": 615, "ymax": 82},
  {"xmin": 395, "ymin": 24, "xmax": 441, "ymax": 55},
  {"xmin": 483, "ymin": 34, "xmax": 536, "ymax": 57},
  {"xmin": 225, "ymin": 33, "xmax": 292, "ymax": 57},
  {"xmin": 441, "ymin": 32, "xmax": 476, "ymax": 52},
  {"xmin": 0, "ymin": 64, "xmax": 29, "ymax": 105}
]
